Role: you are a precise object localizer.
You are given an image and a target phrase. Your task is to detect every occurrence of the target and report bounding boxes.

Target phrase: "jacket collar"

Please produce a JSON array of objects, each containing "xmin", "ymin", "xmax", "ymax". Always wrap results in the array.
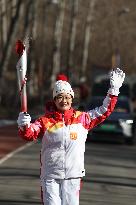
[{"xmin": 45, "ymin": 100, "xmax": 75, "ymax": 122}]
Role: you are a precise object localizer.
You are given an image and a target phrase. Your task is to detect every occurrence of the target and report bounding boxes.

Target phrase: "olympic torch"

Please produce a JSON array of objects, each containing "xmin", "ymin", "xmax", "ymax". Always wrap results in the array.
[{"xmin": 15, "ymin": 37, "xmax": 30, "ymax": 113}]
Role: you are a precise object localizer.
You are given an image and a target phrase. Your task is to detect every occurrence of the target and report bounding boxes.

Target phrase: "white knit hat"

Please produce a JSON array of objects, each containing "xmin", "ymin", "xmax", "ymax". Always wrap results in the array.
[{"xmin": 53, "ymin": 75, "xmax": 74, "ymax": 98}]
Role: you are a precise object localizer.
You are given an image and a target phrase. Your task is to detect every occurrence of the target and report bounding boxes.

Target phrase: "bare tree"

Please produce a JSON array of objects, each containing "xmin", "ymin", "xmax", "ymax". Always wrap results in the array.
[
  {"xmin": 0, "ymin": 0, "xmax": 22, "ymax": 78},
  {"xmin": 51, "ymin": 0, "xmax": 66, "ymax": 88},
  {"xmin": 1, "ymin": 0, "xmax": 8, "ymax": 45},
  {"xmin": 81, "ymin": 0, "xmax": 96, "ymax": 78},
  {"xmin": 67, "ymin": 0, "xmax": 79, "ymax": 80}
]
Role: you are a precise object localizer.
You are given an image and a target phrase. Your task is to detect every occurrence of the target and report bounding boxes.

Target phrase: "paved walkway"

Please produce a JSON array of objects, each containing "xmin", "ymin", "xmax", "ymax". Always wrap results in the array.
[
  {"xmin": 0, "ymin": 123, "xmax": 136, "ymax": 205},
  {"xmin": 0, "ymin": 121, "xmax": 26, "ymax": 160},
  {"xmin": 0, "ymin": 141, "xmax": 41, "ymax": 205},
  {"xmin": 0, "ymin": 141, "xmax": 91, "ymax": 205},
  {"xmin": 0, "ymin": 122, "xmax": 88, "ymax": 205}
]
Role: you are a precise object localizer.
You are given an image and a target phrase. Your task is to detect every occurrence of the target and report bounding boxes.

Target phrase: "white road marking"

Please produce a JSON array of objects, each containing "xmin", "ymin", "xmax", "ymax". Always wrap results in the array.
[{"xmin": 0, "ymin": 141, "xmax": 34, "ymax": 165}]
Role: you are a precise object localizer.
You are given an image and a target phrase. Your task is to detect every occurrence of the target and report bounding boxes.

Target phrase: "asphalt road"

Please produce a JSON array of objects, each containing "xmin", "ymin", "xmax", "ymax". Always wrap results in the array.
[
  {"xmin": 0, "ymin": 137, "xmax": 136, "ymax": 205},
  {"xmin": 0, "ymin": 124, "xmax": 26, "ymax": 159}
]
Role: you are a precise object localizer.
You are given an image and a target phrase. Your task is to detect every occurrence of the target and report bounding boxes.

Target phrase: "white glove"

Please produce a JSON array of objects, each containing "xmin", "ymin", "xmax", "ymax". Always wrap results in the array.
[
  {"xmin": 17, "ymin": 112, "xmax": 31, "ymax": 128},
  {"xmin": 108, "ymin": 68, "xmax": 125, "ymax": 96}
]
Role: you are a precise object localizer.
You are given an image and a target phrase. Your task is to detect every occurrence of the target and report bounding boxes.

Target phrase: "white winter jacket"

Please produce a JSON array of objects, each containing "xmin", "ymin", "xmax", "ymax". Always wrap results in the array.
[{"xmin": 18, "ymin": 94, "xmax": 117, "ymax": 179}]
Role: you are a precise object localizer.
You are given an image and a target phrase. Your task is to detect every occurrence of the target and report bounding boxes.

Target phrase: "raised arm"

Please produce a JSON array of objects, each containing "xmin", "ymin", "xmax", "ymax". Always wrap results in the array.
[{"xmin": 86, "ymin": 68, "xmax": 125, "ymax": 129}]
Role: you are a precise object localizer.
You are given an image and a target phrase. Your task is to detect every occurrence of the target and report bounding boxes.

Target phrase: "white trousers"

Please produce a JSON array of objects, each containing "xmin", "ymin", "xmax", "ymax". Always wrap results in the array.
[{"xmin": 41, "ymin": 178, "xmax": 81, "ymax": 205}]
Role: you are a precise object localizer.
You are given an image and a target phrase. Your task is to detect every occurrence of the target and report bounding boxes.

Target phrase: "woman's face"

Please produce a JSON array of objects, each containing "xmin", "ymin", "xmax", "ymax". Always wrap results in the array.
[{"xmin": 54, "ymin": 93, "xmax": 73, "ymax": 112}]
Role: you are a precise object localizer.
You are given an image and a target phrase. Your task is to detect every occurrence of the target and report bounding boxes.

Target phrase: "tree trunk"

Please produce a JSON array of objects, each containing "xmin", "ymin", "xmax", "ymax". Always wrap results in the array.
[
  {"xmin": 0, "ymin": 0, "xmax": 22, "ymax": 78},
  {"xmin": 67, "ymin": 0, "xmax": 79, "ymax": 81},
  {"xmin": 51, "ymin": 0, "xmax": 66, "ymax": 88},
  {"xmin": 81, "ymin": 0, "xmax": 96, "ymax": 78}
]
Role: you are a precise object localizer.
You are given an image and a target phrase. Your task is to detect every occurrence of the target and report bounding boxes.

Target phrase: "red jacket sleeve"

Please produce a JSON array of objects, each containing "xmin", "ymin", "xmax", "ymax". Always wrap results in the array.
[
  {"xmin": 86, "ymin": 94, "xmax": 118, "ymax": 130},
  {"xmin": 18, "ymin": 118, "xmax": 45, "ymax": 141}
]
